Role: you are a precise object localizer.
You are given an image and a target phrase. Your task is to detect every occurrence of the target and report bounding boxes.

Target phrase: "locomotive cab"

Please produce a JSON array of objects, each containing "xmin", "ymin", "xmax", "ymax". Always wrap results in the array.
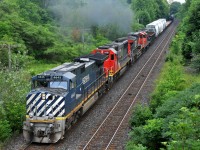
[{"xmin": 92, "ymin": 47, "xmax": 118, "ymax": 77}]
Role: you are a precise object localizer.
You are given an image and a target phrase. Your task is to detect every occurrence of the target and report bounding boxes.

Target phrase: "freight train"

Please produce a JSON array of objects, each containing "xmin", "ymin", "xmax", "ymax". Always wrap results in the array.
[{"xmin": 23, "ymin": 18, "xmax": 172, "ymax": 143}]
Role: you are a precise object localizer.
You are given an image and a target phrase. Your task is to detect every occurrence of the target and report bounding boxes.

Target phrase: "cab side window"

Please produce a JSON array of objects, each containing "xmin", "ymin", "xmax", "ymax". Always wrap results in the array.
[
  {"xmin": 70, "ymin": 81, "xmax": 76, "ymax": 89},
  {"xmin": 111, "ymin": 54, "xmax": 114, "ymax": 60}
]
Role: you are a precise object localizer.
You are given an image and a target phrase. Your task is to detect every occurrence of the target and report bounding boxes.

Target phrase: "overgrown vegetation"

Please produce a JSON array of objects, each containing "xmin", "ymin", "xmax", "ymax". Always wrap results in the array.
[
  {"xmin": 131, "ymin": 0, "xmax": 169, "ymax": 30},
  {"xmin": 0, "ymin": 70, "xmax": 30, "ymax": 148},
  {"xmin": 0, "ymin": 0, "xmax": 111, "ymax": 69},
  {"xmin": 127, "ymin": 0, "xmax": 200, "ymax": 149},
  {"xmin": 176, "ymin": 0, "xmax": 200, "ymax": 71}
]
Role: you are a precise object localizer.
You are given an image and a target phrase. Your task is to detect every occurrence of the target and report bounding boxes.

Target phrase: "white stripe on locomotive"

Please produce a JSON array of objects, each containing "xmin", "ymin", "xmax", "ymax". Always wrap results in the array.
[
  {"xmin": 58, "ymin": 108, "xmax": 65, "ymax": 117},
  {"xmin": 46, "ymin": 97, "xmax": 63, "ymax": 115},
  {"xmin": 27, "ymin": 93, "xmax": 41, "ymax": 113},
  {"xmin": 27, "ymin": 94, "xmax": 36, "ymax": 106},
  {"xmin": 53, "ymin": 101, "xmax": 65, "ymax": 116}
]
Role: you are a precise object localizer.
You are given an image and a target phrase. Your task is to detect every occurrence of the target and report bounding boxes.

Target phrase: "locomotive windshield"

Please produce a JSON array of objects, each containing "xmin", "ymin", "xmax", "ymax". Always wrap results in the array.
[
  {"xmin": 34, "ymin": 81, "xmax": 48, "ymax": 88},
  {"xmin": 32, "ymin": 80, "xmax": 68, "ymax": 90},
  {"xmin": 50, "ymin": 81, "xmax": 68, "ymax": 90}
]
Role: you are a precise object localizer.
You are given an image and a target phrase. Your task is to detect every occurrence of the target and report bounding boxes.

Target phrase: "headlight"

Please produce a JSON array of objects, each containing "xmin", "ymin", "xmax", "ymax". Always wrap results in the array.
[
  {"xmin": 29, "ymin": 112, "xmax": 34, "ymax": 118},
  {"xmin": 48, "ymin": 113, "xmax": 54, "ymax": 119},
  {"xmin": 42, "ymin": 93, "xmax": 46, "ymax": 100}
]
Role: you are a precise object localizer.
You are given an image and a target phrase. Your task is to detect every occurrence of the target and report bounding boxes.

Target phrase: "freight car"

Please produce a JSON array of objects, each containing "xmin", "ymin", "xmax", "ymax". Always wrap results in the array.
[
  {"xmin": 146, "ymin": 19, "xmax": 167, "ymax": 37},
  {"xmin": 23, "ymin": 18, "xmax": 172, "ymax": 143}
]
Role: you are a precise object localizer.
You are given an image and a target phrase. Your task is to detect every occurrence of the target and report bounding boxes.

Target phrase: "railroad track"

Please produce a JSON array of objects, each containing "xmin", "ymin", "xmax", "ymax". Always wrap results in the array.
[
  {"xmin": 21, "ymin": 142, "xmax": 54, "ymax": 150},
  {"xmin": 81, "ymin": 21, "xmax": 179, "ymax": 150},
  {"xmin": 20, "ymin": 141, "xmax": 32, "ymax": 150}
]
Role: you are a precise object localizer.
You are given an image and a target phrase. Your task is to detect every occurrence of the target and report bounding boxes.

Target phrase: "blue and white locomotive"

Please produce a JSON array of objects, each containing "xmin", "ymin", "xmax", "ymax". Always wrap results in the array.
[{"xmin": 23, "ymin": 53, "xmax": 108, "ymax": 143}]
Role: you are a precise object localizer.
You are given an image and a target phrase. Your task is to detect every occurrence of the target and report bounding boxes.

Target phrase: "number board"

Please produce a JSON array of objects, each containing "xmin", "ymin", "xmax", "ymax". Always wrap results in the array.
[
  {"xmin": 37, "ymin": 75, "xmax": 46, "ymax": 79},
  {"xmin": 37, "ymin": 75, "xmax": 51, "ymax": 79},
  {"xmin": 53, "ymin": 76, "xmax": 63, "ymax": 80}
]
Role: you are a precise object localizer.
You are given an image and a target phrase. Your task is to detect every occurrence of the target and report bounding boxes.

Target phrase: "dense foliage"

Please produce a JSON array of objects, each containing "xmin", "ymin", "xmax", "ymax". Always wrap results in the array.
[
  {"xmin": 127, "ymin": 83, "xmax": 200, "ymax": 150},
  {"xmin": 127, "ymin": 0, "xmax": 200, "ymax": 149},
  {"xmin": 0, "ymin": 0, "xmax": 111, "ymax": 69},
  {"xmin": 131, "ymin": 0, "xmax": 169, "ymax": 30},
  {"xmin": 179, "ymin": 0, "xmax": 200, "ymax": 71},
  {"xmin": 170, "ymin": 1, "xmax": 181, "ymax": 14},
  {"xmin": 0, "ymin": 70, "xmax": 30, "ymax": 147}
]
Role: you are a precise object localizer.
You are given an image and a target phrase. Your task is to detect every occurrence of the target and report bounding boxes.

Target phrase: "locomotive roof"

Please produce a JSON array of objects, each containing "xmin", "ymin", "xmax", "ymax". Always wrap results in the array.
[
  {"xmin": 33, "ymin": 53, "xmax": 107, "ymax": 81},
  {"xmin": 50, "ymin": 62, "xmax": 85, "ymax": 72},
  {"xmin": 74, "ymin": 53, "xmax": 108, "ymax": 65},
  {"xmin": 36, "ymin": 60, "xmax": 94, "ymax": 77},
  {"xmin": 98, "ymin": 38, "xmax": 127, "ymax": 52},
  {"xmin": 128, "ymin": 31, "xmax": 147, "ymax": 35},
  {"xmin": 114, "ymin": 37, "xmax": 128, "ymax": 43}
]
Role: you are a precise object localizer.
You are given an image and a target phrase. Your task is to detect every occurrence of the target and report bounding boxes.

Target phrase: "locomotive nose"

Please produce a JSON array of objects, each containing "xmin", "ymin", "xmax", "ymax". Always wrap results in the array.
[
  {"xmin": 26, "ymin": 91, "xmax": 65, "ymax": 118},
  {"xmin": 24, "ymin": 91, "xmax": 66, "ymax": 143}
]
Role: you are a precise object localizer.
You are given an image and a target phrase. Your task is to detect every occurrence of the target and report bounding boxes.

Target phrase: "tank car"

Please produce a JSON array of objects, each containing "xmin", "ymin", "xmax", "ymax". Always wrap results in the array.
[
  {"xmin": 146, "ymin": 19, "xmax": 167, "ymax": 37},
  {"xmin": 23, "ymin": 53, "xmax": 108, "ymax": 143}
]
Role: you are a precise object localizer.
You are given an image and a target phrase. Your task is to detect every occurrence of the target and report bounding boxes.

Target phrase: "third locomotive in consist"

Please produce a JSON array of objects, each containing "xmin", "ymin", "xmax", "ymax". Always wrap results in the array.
[{"xmin": 23, "ymin": 18, "xmax": 172, "ymax": 143}]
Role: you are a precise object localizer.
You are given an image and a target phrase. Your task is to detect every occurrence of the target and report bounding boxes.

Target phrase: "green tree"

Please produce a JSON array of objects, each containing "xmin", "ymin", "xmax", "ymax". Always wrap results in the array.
[
  {"xmin": 131, "ymin": 0, "xmax": 169, "ymax": 26},
  {"xmin": 0, "ymin": 120, "xmax": 12, "ymax": 141},
  {"xmin": 167, "ymin": 107, "xmax": 200, "ymax": 150},
  {"xmin": 170, "ymin": 1, "xmax": 181, "ymax": 14},
  {"xmin": 129, "ymin": 104, "xmax": 152, "ymax": 128},
  {"xmin": 155, "ymin": 0, "xmax": 170, "ymax": 18},
  {"xmin": 181, "ymin": 0, "xmax": 200, "ymax": 71},
  {"xmin": 128, "ymin": 118, "xmax": 164, "ymax": 149}
]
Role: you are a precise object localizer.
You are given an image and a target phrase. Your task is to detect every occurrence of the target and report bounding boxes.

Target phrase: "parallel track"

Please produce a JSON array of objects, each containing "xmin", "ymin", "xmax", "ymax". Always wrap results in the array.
[
  {"xmin": 21, "ymin": 142, "xmax": 54, "ymax": 150},
  {"xmin": 20, "ymin": 142, "xmax": 32, "ymax": 150},
  {"xmin": 81, "ymin": 21, "xmax": 179, "ymax": 150}
]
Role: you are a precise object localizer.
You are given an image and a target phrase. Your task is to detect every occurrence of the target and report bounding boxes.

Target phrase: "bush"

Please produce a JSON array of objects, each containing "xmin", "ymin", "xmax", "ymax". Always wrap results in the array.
[
  {"xmin": 126, "ymin": 143, "xmax": 147, "ymax": 150},
  {"xmin": 191, "ymin": 54, "xmax": 200, "ymax": 72},
  {"xmin": 127, "ymin": 84, "xmax": 200, "ymax": 150},
  {"xmin": 0, "ymin": 69, "xmax": 30, "ymax": 141},
  {"xmin": 129, "ymin": 104, "xmax": 152, "ymax": 127},
  {"xmin": 0, "ymin": 120, "xmax": 12, "ymax": 141},
  {"xmin": 128, "ymin": 118, "xmax": 164, "ymax": 149},
  {"xmin": 150, "ymin": 63, "xmax": 185, "ymax": 112},
  {"xmin": 166, "ymin": 107, "xmax": 200, "ymax": 150}
]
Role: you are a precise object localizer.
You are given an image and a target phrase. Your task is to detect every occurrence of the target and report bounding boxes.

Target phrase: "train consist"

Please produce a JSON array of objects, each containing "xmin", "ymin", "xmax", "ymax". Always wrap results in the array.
[{"xmin": 23, "ymin": 18, "xmax": 172, "ymax": 143}]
